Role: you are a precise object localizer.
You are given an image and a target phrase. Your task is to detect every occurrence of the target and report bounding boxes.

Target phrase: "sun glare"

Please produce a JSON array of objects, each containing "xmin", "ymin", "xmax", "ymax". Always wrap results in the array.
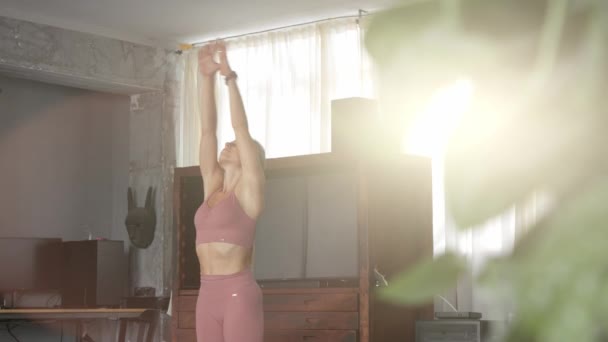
[{"xmin": 403, "ymin": 79, "xmax": 475, "ymax": 158}]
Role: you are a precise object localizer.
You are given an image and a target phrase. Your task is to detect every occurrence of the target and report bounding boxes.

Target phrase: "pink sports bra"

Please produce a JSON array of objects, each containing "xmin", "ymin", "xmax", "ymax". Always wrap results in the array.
[{"xmin": 194, "ymin": 191, "xmax": 256, "ymax": 248}]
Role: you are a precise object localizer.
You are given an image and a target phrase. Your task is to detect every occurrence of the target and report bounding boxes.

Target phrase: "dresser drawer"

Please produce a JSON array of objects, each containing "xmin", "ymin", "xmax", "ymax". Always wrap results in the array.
[
  {"xmin": 264, "ymin": 329, "xmax": 357, "ymax": 342},
  {"xmin": 175, "ymin": 328, "xmax": 196, "ymax": 342},
  {"xmin": 264, "ymin": 293, "xmax": 357, "ymax": 312},
  {"xmin": 265, "ymin": 312, "xmax": 358, "ymax": 330},
  {"xmin": 179, "ymin": 328, "xmax": 356, "ymax": 342},
  {"xmin": 179, "ymin": 311, "xmax": 358, "ymax": 330},
  {"xmin": 178, "ymin": 311, "xmax": 196, "ymax": 329},
  {"xmin": 178, "ymin": 293, "xmax": 358, "ymax": 313},
  {"xmin": 177, "ymin": 295, "xmax": 197, "ymax": 312}
]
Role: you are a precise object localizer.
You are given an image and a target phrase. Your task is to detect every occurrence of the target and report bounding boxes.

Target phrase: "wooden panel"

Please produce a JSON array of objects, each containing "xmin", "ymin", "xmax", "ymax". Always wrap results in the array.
[
  {"xmin": 176, "ymin": 328, "xmax": 196, "ymax": 342},
  {"xmin": 264, "ymin": 153, "xmax": 356, "ymax": 176},
  {"xmin": 357, "ymin": 166, "xmax": 370, "ymax": 342},
  {"xmin": 174, "ymin": 166, "xmax": 199, "ymax": 178},
  {"xmin": 173, "ymin": 154, "xmax": 434, "ymax": 342},
  {"xmin": 179, "ymin": 176, "xmax": 204, "ymax": 289},
  {"xmin": 178, "ymin": 328, "xmax": 356, "ymax": 342},
  {"xmin": 177, "ymin": 296, "xmax": 197, "ymax": 312},
  {"xmin": 177, "ymin": 293, "xmax": 357, "ymax": 312},
  {"xmin": 174, "ymin": 154, "xmax": 358, "ymax": 177},
  {"xmin": 172, "ymin": 170, "xmax": 183, "ymax": 342},
  {"xmin": 262, "ymin": 288, "xmax": 358, "ymax": 295},
  {"xmin": 179, "ymin": 309, "xmax": 359, "ymax": 331},
  {"xmin": 178, "ymin": 311, "xmax": 196, "ymax": 329},
  {"xmin": 180, "ymin": 287, "xmax": 358, "ymax": 296},
  {"xmin": 264, "ymin": 312, "xmax": 358, "ymax": 330},
  {"xmin": 367, "ymin": 156, "xmax": 432, "ymax": 278},
  {"xmin": 263, "ymin": 294, "xmax": 357, "ymax": 312},
  {"xmin": 254, "ymin": 177, "xmax": 308, "ymax": 280},
  {"xmin": 367, "ymin": 156, "xmax": 433, "ymax": 342},
  {"xmin": 264, "ymin": 330, "xmax": 357, "ymax": 342},
  {"xmin": 306, "ymin": 172, "xmax": 359, "ymax": 278},
  {"xmin": 179, "ymin": 289, "xmax": 198, "ymax": 296}
]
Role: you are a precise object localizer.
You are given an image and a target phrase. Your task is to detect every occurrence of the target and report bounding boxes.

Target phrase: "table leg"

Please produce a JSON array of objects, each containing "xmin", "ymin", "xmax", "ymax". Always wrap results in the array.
[
  {"xmin": 143, "ymin": 310, "xmax": 158, "ymax": 342},
  {"xmin": 118, "ymin": 319, "xmax": 128, "ymax": 342},
  {"xmin": 75, "ymin": 320, "xmax": 82, "ymax": 342}
]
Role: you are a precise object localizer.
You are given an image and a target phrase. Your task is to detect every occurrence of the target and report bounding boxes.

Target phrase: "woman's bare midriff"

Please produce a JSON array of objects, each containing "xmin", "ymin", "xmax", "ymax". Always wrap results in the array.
[{"xmin": 196, "ymin": 242, "xmax": 253, "ymax": 275}]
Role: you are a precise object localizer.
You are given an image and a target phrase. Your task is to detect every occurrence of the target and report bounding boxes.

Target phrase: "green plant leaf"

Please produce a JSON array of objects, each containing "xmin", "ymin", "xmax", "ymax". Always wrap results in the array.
[
  {"xmin": 364, "ymin": 0, "xmax": 602, "ymax": 229},
  {"xmin": 364, "ymin": 0, "xmax": 548, "ymax": 71},
  {"xmin": 477, "ymin": 179, "xmax": 608, "ymax": 342},
  {"xmin": 377, "ymin": 252, "xmax": 466, "ymax": 305},
  {"xmin": 365, "ymin": 2, "xmax": 608, "ymax": 340}
]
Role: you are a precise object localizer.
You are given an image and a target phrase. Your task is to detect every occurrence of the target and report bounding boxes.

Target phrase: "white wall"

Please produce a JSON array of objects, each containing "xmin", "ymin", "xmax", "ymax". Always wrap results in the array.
[{"xmin": 0, "ymin": 75, "xmax": 129, "ymax": 241}]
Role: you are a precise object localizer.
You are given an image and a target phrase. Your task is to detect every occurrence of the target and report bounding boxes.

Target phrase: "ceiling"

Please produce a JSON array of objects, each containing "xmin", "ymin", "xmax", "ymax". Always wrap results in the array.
[{"xmin": 0, "ymin": 0, "xmax": 400, "ymax": 48}]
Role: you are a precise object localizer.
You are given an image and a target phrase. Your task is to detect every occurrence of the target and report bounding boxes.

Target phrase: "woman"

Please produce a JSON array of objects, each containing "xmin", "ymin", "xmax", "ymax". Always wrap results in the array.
[{"xmin": 194, "ymin": 41, "xmax": 265, "ymax": 342}]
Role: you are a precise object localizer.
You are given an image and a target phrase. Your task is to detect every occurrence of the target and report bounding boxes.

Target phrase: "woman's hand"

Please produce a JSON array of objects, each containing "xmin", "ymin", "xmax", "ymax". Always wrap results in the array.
[
  {"xmin": 216, "ymin": 41, "xmax": 233, "ymax": 76},
  {"xmin": 198, "ymin": 44, "xmax": 219, "ymax": 77}
]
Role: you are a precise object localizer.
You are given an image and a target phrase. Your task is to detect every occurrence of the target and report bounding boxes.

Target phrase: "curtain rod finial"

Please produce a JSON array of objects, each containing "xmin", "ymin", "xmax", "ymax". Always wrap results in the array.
[{"xmin": 175, "ymin": 43, "xmax": 193, "ymax": 55}]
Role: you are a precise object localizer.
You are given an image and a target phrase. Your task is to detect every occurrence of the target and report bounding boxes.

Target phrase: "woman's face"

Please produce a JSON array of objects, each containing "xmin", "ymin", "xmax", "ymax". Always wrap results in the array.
[{"xmin": 219, "ymin": 141, "xmax": 240, "ymax": 166}]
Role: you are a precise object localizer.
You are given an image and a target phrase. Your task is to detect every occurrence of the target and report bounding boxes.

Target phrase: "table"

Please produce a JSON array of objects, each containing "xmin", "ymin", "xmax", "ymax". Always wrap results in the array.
[{"xmin": 0, "ymin": 308, "xmax": 157, "ymax": 342}]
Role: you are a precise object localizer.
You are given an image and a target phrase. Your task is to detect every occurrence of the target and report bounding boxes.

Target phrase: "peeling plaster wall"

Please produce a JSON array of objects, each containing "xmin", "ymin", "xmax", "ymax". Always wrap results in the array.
[
  {"xmin": 0, "ymin": 15, "xmax": 168, "ymax": 93},
  {"xmin": 0, "ymin": 15, "xmax": 181, "ymax": 342}
]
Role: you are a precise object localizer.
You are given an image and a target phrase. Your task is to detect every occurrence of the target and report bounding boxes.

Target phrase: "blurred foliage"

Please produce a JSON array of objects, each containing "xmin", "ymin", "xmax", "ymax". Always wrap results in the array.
[{"xmin": 365, "ymin": 0, "xmax": 608, "ymax": 341}]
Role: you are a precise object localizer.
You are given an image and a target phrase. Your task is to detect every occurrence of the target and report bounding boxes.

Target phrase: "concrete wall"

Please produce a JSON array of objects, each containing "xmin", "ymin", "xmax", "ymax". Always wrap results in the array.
[
  {"xmin": 0, "ymin": 15, "xmax": 181, "ymax": 342},
  {"xmin": 0, "ymin": 15, "xmax": 168, "ymax": 93}
]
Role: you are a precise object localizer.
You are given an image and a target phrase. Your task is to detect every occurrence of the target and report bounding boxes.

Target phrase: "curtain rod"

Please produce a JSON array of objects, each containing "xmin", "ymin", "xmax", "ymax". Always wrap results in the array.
[{"xmin": 188, "ymin": 9, "xmax": 370, "ymax": 48}]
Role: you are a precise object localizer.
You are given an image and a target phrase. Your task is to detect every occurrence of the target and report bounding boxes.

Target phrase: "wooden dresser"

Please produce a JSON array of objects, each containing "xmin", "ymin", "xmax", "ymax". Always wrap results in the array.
[{"xmin": 171, "ymin": 153, "xmax": 433, "ymax": 342}]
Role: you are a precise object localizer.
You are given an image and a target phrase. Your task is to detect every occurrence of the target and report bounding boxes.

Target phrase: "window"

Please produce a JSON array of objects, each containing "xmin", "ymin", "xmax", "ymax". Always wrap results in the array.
[{"xmin": 178, "ymin": 18, "xmax": 374, "ymax": 165}]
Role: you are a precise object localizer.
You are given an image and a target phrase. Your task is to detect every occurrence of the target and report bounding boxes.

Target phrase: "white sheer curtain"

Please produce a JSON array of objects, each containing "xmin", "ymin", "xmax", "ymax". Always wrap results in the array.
[{"xmin": 177, "ymin": 18, "xmax": 374, "ymax": 166}]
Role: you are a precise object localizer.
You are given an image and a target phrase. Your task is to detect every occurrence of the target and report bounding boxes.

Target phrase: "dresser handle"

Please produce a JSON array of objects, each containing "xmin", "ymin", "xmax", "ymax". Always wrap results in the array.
[{"xmin": 302, "ymin": 336, "xmax": 319, "ymax": 340}]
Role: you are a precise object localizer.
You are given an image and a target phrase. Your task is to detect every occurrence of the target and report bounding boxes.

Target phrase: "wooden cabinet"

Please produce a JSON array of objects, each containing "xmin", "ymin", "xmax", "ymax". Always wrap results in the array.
[{"xmin": 172, "ymin": 153, "xmax": 433, "ymax": 341}]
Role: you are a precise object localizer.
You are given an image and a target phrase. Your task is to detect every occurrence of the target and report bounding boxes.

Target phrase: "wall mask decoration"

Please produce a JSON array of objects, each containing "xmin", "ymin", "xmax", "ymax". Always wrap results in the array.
[{"xmin": 125, "ymin": 187, "xmax": 156, "ymax": 249}]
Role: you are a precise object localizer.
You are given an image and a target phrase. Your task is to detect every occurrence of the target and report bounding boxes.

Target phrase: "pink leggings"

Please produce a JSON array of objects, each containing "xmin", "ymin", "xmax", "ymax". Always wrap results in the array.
[{"xmin": 196, "ymin": 268, "xmax": 264, "ymax": 342}]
